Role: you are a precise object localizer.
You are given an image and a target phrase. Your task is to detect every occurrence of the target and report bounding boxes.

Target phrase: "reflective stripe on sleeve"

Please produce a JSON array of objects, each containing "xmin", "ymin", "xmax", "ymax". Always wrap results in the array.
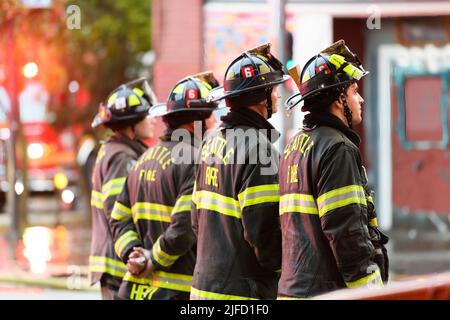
[
  {"xmin": 172, "ymin": 195, "xmax": 193, "ymax": 215},
  {"xmin": 132, "ymin": 202, "xmax": 173, "ymax": 223},
  {"xmin": 114, "ymin": 230, "xmax": 140, "ymax": 258},
  {"xmin": 102, "ymin": 177, "xmax": 126, "ymax": 199},
  {"xmin": 279, "ymin": 193, "xmax": 318, "ymax": 215},
  {"xmin": 193, "ymin": 190, "xmax": 241, "ymax": 219},
  {"xmin": 190, "ymin": 287, "xmax": 258, "ymax": 300},
  {"xmin": 89, "ymin": 256, "xmax": 127, "ymax": 278},
  {"xmin": 111, "ymin": 202, "xmax": 132, "ymax": 221},
  {"xmin": 238, "ymin": 184, "xmax": 280, "ymax": 209},
  {"xmin": 317, "ymin": 185, "xmax": 367, "ymax": 217},
  {"xmin": 151, "ymin": 236, "xmax": 180, "ymax": 267},
  {"xmin": 345, "ymin": 269, "xmax": 383, "ymax": 289},
  {"xmin": 90, "ymin": 190, "xmax": 104, "ymax": 209}
]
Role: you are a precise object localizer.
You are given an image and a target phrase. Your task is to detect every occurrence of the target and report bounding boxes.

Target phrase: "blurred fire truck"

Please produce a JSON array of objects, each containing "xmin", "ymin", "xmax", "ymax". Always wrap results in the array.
[
  {"xmin": 19, "ymin": 80, "xmax": 81, "ymax": 209},
  {"xmin": 0, "ymin": 85, "xmax": 10, "ymax": 211}
]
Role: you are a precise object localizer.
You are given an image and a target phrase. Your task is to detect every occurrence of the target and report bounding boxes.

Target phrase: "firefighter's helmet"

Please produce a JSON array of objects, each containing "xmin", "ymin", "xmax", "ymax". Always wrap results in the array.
[
  {"xmin": 286, "ymin": 39, "xmax": 368, "ymax": 112},
  {"xmin": 92, "ymin": 78, "xmax": 157, "ymax": 128},
  {"xmin": 149, "ymin": 71, "xmax": 220, "ymax": 119},
  {"xmin": 207, "ymin": 43, "xmax": 290, "ymax": 102}
]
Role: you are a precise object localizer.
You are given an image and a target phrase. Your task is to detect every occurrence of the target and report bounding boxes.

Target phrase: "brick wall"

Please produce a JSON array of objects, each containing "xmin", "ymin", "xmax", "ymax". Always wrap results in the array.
[{"xmin": 152, "ymin": 0, "xmax": 204, "ymax": 101}]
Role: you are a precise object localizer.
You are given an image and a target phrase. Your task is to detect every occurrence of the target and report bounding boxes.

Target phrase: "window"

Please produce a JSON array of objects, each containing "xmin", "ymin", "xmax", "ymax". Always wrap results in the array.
[{"xmin": 395, "ymin": 68, "xmax": 449, "ymax": 149}]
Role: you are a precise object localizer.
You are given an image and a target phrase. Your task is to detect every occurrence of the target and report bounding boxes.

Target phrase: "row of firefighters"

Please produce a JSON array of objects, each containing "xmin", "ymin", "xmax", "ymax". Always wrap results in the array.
[{"xmin": 89, "ymin": 40, "xmax": 389, "ymax": 300}]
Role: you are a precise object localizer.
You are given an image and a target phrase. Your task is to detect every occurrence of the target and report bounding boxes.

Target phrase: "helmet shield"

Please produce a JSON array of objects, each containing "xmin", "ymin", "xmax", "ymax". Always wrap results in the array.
[
  {"xmin": 92, "ymin": 79, "xmax": 156, "ymax": 128},
  {"xmin": 149, "ymin": 71, "xmax": 220, "ymax": 117},
  {"xmin": 321, "ymin": 40, "xmax": 365, "ymax": 70},
  {"xmin": 285, "ymin": 39, "xmax": 368, "ymax": 111},
  {"xmin": 122, "ymin": 77, "xmax": 158, "ymax": 106},
  {"xmin": 209, "ymin": 43, "xmax": 290, "ymax": 102}
]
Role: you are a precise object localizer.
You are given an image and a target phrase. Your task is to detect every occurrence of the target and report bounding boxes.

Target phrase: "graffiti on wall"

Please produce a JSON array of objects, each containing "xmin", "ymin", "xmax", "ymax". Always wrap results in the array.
[{"xmin": 204, "ymin": 7, "xmax": 294, "ymax": 82}]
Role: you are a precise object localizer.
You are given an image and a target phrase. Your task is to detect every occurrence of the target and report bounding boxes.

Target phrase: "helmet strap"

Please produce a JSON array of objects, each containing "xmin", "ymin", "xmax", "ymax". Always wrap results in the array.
[
  {"xmin": 341, "ymin": 94, "xmax": 353, "ymax": 129},
  {"xmin": 131, "ymin": 124, "xmax": 138, "ymax": 140},
  {"xmin": 265, "ymin": 87, "xmax": 273, "ymax": 119},
  {"xmin": 202, "ymin": 118, "xmax": 207, "ymax": 138}
]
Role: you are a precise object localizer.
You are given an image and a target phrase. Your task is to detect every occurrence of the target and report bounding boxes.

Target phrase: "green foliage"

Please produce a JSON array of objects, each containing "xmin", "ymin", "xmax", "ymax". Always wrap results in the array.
[
  {"xmin": 0, "ymin": 1, "xmax": 151, "ymax": 129},
  {"xmin": 66, "ymin": 0, "xmax": 151, "ymax": 119}
]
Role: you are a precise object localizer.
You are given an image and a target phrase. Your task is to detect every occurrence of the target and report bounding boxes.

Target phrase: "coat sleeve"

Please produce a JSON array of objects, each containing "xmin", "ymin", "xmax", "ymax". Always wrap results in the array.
[
  {"xmin": 317, "ymin": 143, "xmax": 383, "ymax": 288},
  {"xmin": 149, "ymin": 163, "xmax": 196, "ymax": 270},
  {"xmin": 108, "ymin": 155, "xmax": 143, "ymax": 263},
  {"xmin": 239, "ymin": 142, "xmax": 282, "ymax": 272},
  {"xmin": 101, "ymin": 152, "xmax": 134, "ymax": 219},
  {"xmin": 191, "ymin": 150, "xmax": 202, "ymax": 237}
]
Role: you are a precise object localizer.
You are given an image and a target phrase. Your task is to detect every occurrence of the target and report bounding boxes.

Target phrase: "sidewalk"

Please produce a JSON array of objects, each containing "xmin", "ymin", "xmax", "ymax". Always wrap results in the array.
[{"xmin": 387, "ymin": 229, "xmax": 450, "ymax": 277}]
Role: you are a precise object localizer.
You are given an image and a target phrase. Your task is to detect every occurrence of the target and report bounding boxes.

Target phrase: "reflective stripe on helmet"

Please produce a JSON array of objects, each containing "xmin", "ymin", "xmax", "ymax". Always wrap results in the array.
[
  {"xmin": 107, "ymin": 92, "xmax": 118, "ymax": 107},
  {"xmin": 132, "ymin": 87, "xmax": 144, "ymax": 96},
  {"xmin": 128, "ymin": 94, "xmax": 141, "ymax": 107},
  {"xmin": 328, "ymin": 54, "xmax": 365, "ymax": 81}
]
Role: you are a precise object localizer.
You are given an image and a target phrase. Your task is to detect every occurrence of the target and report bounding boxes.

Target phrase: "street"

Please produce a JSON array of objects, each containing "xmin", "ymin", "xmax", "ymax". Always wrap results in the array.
[{"xmin": 0, "ymin": 193, "xmax": 449, "ymax": 299}]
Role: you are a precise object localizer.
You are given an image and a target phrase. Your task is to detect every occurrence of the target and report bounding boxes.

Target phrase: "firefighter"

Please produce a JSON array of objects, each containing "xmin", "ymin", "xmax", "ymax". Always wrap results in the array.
[
  {"xmin": 190, "ymin": 44, "xmax": 290, "ymax": 300},
  {"xmin": 109, "ymin": 72, "xmax": 220, "ymax": 300},
  {"xmin": 89, "ymin": 78, "xmax": 157, "ymax": 300},
  {"xmin": 278, "ymin": 40, "xmax": 389, "ymax": 299}
]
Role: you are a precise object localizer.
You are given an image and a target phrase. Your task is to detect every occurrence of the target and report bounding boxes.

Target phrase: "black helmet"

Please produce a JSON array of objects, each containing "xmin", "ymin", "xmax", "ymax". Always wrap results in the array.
[
  {"xmin": 286, "ymin": 40, "xmax": 368, "ymax": 112},
  {"xmin": 207, "ymin": 43, "xmax": 290, "ymax": 102},
  {"xmin": 92, "ymin": 78, "xmax": 157, "ymax": 128},
  {"xmin": 149, "ymin": 71, "xmax": 220, "ymax": 119}
]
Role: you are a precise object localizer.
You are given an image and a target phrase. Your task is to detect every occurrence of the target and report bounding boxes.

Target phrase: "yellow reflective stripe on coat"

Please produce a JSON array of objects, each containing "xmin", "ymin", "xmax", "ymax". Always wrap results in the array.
[
  {"xmin": 90, "ymin": 190, "xmax": 104, "ymax": 209},
  {"xmin": 123, "ymin": 271, "xmax": 192, "ymax": 292},
  {"xmin": 111, "ymin": 202, "xmax": 132, "ymax": 221},
  {"xmin": 279, "ymin": 193, "xmax": 318, "ymax": 215},
  {"xmin": 152, "ymin": 236, "xmax": 180, "ymax": 267},
  {"xmin": 152, "ymin": 271, "xmax": 192, "ymax": 292},
  {"xmin": 114, "ymin": 230, "xmax": 140, "ymax": 257},
  {"xmin": 102, "ymin": 177, "xmax": 126, "ymax": 199},
  {"xmin": 89, "ymin": 256, "xmax": 127, "ymax": 278},
  {"xmin": 123, "ymin": 272, "xmax": 151, "ymax": 285},
  {"xmin": 132, "ymin": 202, "xmax": 173, "ymax": 223},
  {"xmin": 238, "ymin": 184, "xmax": 279, "ymax": 209},
  {"xmin": 345, "ymin": 269, "xmax": 383, "ymax": 288},
  {"xmin": 172, "ymin": 195, "xmax": 192, "ymax": 215},
  {"xmin": 194, "ymin": 190, "xmax": 241, "ymax": 219},
  {"xmin": 190, "ymin": 287, "xmax": 258, "ymax": 300},
  {"xmin": 317, "ymin": 185, "xmax": 366, "ymax": 217}
]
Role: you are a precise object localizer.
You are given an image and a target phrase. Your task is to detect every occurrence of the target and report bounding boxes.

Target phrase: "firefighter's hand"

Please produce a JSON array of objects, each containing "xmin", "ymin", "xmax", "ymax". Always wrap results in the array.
[{"xmin": 126, "ymin": 247, "xmax": 155, "ymax": 277}]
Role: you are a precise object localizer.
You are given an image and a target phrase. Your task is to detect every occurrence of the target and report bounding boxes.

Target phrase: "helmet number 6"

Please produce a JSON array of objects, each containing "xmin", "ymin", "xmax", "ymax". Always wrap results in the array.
[
  {"xmin": 187, "ymin": 89, "xmax": 198, "ymax": 100},
  {"xmin": 241, "ymin": 66, "xmax": 255, "ymax": 78}
]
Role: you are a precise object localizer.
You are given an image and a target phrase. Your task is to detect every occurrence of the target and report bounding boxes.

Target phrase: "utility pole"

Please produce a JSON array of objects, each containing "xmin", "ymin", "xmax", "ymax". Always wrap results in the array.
[
  {"xmin": 6, "ymin": 16, "xmax": 21, "ymax": 258},
  {"xmin": 268, "ymin": 0, "xmax": 288, "ymax": 152},
  {"xmin": 5, "ymin": 10, "xmax": 29, "ymax": 260}
]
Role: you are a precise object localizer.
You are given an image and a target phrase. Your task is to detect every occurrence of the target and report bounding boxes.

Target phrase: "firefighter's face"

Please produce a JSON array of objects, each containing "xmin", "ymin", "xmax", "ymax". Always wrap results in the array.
[
  {"xmin": 205, "ymin": 112, "xmax": 218, "ymax": 132},
  {"xmin": 270, "ymin": 85, "xmax": 280, "ymax": 114},
  {"xmin": 135, "ymin": 115, "xmax": 156, "ymax": 139},
  {"xmin": 344, "ymin": 82, "xmax": 364, "ymax": 126}
]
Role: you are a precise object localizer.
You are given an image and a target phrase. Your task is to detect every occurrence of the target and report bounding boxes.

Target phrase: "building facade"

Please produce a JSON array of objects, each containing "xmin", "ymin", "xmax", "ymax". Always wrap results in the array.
[{"xmin": 152, "ymin": 0, "xmax": 450, "ymax": 231}]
